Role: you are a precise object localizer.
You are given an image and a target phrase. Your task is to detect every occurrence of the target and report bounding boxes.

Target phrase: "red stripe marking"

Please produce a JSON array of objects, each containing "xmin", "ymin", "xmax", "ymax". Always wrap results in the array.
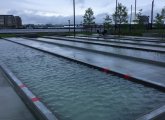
[
  {"xmin": 19, "ymin": 84, "xmax": 26, "ymax": 88},
  {"xmin": 124, "ymin": 74, "xmax": 131, "ymax": 79},
  {"xmin": 102, "ymin": 68, "xmax": 110, "ymax": 73},
  {"xmin": 32, "ymin": 97, "xmax": 40, "ymax": 102}
]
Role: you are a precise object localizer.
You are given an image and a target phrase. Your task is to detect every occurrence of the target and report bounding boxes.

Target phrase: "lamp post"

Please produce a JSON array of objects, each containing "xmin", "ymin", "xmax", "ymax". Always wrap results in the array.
[
  {"xmin": 130, "ymin": 5, "xmax": 133, "ymax": 32},
  {"xmin": 151, "ymin": 0, "xmax": 154, "ymax": 29},
  {"xmin": 135, "ymin": 0, "xmax": 137, "ymax": 19},
  {"xmin": 115, "ymin": 0, "xmax": 118, "ymax": 32},
  {"xmin": 68, "ymin": 20, "xmax": 70, "ymax": 33},
  {"xmin": 73, "ymin": 0, "xmax": 76, "ymax": 37}
]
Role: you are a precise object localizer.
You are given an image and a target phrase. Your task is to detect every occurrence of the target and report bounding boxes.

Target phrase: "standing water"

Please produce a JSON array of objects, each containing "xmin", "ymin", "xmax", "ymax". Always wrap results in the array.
[{"xmin": 0, "ymin": 40, "xmax": 165, "ymax": 120}]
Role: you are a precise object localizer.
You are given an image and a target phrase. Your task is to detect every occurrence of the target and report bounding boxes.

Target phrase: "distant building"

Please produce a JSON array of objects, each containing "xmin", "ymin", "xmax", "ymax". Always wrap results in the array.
[
  {"xmin": 14, "ymin": 16, "xmax": 22, "ymax": 28},
  {"xmin": 0, "ymin": 15, "xmax": 22, "ymax": 29}
]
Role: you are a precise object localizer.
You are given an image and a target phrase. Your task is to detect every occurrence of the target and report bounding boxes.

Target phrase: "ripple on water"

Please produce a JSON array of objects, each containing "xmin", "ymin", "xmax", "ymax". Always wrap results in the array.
[{"xmin": 0, "ymin": 40, "xmax": 165, "ymax": 120}]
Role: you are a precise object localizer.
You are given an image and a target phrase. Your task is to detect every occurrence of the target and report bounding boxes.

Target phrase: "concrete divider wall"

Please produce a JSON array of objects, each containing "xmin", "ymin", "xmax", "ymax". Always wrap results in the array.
[
  {"xmin": 0, "ymin": 28, "xmax": 81, "ymax": 34},
  {"xmin": 136, "ymin": 105, "xmax": 165, "ymax": 120},
  {"xmin": 0, "ymin": 63, "xmax": 58, "ymax": 120}
]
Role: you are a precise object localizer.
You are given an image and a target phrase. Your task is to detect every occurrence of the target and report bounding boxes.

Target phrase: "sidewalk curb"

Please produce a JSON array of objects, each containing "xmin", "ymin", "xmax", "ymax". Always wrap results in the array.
[
  {"xmin": 136, "ymin": 105, "xmax": 165, "ymax": 120},
  {"xmin": 0, "ymin": 63, "xmax": 58, "ymax": 120}
]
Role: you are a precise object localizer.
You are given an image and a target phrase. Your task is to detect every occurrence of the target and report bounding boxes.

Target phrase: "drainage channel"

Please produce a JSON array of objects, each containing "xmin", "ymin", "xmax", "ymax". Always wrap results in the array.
[
  {"xmin": 28, "ymin": 37, "xmax": 165, "ymax": 65},
  {"xmin": 3, "ymin": 38, "xmax": 165, "ymax": 90},
  {"xmin": 0, "ymin": 39, "xmax": 165, "ymax": 120}
]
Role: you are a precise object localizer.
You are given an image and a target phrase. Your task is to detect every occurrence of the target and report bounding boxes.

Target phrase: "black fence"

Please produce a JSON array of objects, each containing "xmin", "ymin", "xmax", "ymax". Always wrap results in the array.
[{"xmin": 81, "ymin": 24, "xmax": 165, "ymax": 38}]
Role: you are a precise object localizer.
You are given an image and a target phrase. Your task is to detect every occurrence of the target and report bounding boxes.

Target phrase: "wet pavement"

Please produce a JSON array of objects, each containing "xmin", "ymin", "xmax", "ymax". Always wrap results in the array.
[
  {"xmin": 28, "ymin": 37, "xmax": 165, "ymax": 64},
  {"xmin": 43, "ymin": 36, "xmax": 165, "ymax": 52},
  {"xmin": 89, "ymin": 34, "xmax": 165, "ymax": 42},
  {"xmin": 0, "ymin": 68, "xmax": 36, "ymax": 120},
  {"xmin": 67, "ymin": 36, "xmax": 165, "ymax": 47},
  {"xmin": 4, "ymin": 37, "xmax": 165, "ymax": 89}
]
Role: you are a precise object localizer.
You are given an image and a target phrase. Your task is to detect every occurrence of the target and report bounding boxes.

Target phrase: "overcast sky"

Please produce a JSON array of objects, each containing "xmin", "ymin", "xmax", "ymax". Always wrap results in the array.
[{"xmin": 0, "ymin": 0, "xmax": 164, "ymax": 24}]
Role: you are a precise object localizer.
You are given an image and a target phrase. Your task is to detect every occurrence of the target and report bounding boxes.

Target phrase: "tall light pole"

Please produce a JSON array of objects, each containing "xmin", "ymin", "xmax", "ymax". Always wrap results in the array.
[
  {"xmin": 73, "ymin": 0, "xmax": 76, "ymax": 37},
  {"xmin": 151, "ymin": 0, "xmax": 154, "ymax": 29},
  {"xmin": 135, "ymin": 0, "xmax": 137, "ymax": 19},
  {"xmin": 115, "ymin": 0, "xmax": 118, "ymax": 32},
  {"xmin": 68, "ymin": 20, "xmax": 70, "ymax": 33},
  {"xmin": 130, "ymin": 4, "xmax": 133, "ymax": 32},
  {"xmin": 130, "ymin": 5, "xmax": 133, "ymax": 24}
]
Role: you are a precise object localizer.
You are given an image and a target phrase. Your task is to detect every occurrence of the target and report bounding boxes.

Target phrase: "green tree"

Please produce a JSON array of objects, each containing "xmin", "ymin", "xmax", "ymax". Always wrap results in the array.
[
  {"xmin": 154, "ymin": 7, "xmax": 165, "ymax": 28},
  {"xmin": 112, "ymin": 3, "xmax": 128, "ymax": 25},
  {"xmin": 161, "ymin": 7, "xmax": 165, "ymax": 22},
  {"xmin": 103, "ymin": 14, "xmax": 112, "ymax": 31},
  {"xmin": 83, "ymin": 8, "xmax": 95, "ymax": 32},
  {"xmin": 154, "ymin": 13, "xmax": 163, "ymax": 25},
  {"xmin": 134, "ymin": 9, "xmax": 143, "ymax": 24}
]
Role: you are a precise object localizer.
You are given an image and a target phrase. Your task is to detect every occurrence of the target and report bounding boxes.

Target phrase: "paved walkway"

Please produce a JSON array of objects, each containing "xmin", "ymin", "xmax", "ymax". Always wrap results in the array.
[
  {"xmin": 67, "ymin": 36, "xmax": 165, "ymax": 46},
  {"xmin": 34, "ymin": 37, "xmax": 165, "ymax": 64},
  {"xmin": 0, "ymin": 69, "xmax": 36, "ymax": 120},
  {"xmin": 89, "ymin": 34, "xmax": 165, "ymax": 42},
  {"xmin": 43, "ymin": 36, "xmax": 165, "ymax": 52}
]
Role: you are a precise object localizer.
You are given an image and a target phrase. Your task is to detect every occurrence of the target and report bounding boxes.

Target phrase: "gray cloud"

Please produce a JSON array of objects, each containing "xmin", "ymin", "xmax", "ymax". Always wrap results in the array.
[
  {"xmin": 2, "ymin": 0, "xmax": 164, "ymax": 24},
  {"xmin": 7, "ymin": 9, "xmax": 83, "ymax": 25},
  {"xmin": 76, "ymin": 0, "xmax": 85, "ymax": 4},
  {"xmin": 74, "ymin": 0, "xmax": 86, "ymax": 9},
  {"xmin": 7, "ymin": 8, "xmax": 161, "ymax": 25},
  {"xmin": 7, "ymin": 9, "xmax": 109, "ymax": 25}
]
